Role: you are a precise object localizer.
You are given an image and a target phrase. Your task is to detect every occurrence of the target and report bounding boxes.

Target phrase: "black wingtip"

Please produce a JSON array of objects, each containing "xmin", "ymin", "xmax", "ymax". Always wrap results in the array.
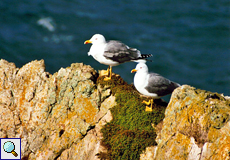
[
  {"xmin": 141, "ymin": 54, "xmax": 153, "ymax": 58},
  {"xmin": 133, "ymin": 54, "xmax": 153, "ymax": 62},
  {"xmin": 137, "ymin": 54, "xmax": 153, "ymax": 61}
]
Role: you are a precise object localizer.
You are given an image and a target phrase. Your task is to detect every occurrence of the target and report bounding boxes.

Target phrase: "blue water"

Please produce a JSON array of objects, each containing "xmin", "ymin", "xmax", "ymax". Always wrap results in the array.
[{"xmin": 0, "ymin": 0, "xmax": 229, "ymax": 96}]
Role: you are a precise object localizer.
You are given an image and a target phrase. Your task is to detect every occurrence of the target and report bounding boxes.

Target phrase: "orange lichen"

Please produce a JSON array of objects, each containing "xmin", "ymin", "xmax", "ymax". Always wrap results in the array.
[{"xmin": 74, "ymin": 96, "xmax": 98, "ymax": 124}]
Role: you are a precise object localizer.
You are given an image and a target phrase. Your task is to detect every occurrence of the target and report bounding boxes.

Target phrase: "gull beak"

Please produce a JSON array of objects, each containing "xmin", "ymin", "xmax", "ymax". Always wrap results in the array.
[
  {"xmin": 84, "ymin": 40, "xmax": 92, "ymax": 44},
  {"xmin": 131, "ymin": 69, "xmax": 137, "ymax": 73}
]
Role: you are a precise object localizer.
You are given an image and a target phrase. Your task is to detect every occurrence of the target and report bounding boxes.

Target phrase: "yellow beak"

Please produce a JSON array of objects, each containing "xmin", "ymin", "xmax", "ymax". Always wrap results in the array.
[
  {"xmin": 131, "ymin": 69, "xmax": 137, "ymax": 73},
  {"xmin": 84, "ymin": 40, "xmax": 92, "ymax": 44}
]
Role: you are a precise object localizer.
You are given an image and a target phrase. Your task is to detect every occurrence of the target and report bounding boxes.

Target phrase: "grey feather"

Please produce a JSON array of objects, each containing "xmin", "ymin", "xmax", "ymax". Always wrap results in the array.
[
  {"xmin": 103, "ymin": 40, "xmax": 152, "ymax": 63},
  {"xmin": 145, "ymin": 73, "xmax": 180, "ymax": 96}
]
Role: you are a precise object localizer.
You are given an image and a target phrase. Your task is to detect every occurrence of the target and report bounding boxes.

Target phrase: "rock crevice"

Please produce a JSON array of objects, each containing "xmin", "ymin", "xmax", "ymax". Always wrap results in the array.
[
  {"xmin": 0, "ymin": 59, "xmax": 115, "ymax": 159},
  {"xmin": 0, "ymin": 59, "xmax": 229, "ymax": 160}
]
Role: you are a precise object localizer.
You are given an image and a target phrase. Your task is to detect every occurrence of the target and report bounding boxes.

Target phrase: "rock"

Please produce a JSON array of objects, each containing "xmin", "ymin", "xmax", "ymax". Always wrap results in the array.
[
  {"xmin": 0, "ymin": 59, "xmax": 116, "ymax": 160},
  {"xmin": 140, "ymin": 146, "xmax": 157, "ymax": 160},
  {"xmin": 0, "ymin": 59, "xmax": 229, "ymax": 160},
  {"xmin": 155, "ymin": 85, "xmax": 230, "ymax": 160},
  {"xmin": 56, "ymin": 110, "xmax": 113, "ymax": 160}
]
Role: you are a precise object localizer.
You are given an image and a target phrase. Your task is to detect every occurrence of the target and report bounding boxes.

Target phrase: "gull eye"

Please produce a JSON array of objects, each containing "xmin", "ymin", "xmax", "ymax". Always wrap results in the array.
[
  {"xmin": 140, "ymin": 67, "xmax": 142, "ymax": 69},
  {"xmin": 95, "ymin": 38, "xmax": 98, "ymax": 40}
]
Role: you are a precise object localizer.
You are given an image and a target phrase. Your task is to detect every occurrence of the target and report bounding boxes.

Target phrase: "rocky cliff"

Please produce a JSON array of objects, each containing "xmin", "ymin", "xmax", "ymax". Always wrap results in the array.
[{"xmin": 0, "ymin": 59, "xmax": 229, "ymax": 160}]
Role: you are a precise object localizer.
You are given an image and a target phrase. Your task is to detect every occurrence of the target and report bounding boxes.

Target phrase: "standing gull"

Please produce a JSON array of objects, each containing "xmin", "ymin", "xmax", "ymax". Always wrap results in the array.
[
  {"xmin": 131, "ymin": 62, "xmax": 180, "ymax": 111},
  {"xmin": 84, "ymin": 34, "xmax": 152, "ymax": 80}
]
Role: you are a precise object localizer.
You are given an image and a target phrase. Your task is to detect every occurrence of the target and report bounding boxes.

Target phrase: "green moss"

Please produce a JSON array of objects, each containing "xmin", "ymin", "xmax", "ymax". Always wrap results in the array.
[{"xmin": 97, "ymin": 74, "xmax": 167, "ymax": 160}]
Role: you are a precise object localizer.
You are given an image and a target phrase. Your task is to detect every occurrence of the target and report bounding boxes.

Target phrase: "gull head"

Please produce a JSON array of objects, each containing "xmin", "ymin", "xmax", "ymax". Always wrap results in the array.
[
  {"xmin": 84, "ymin": 34, "xmax": 106, "ymax": 45},
  {"xmin": 131, "ymin": 62, "xmax": 148, "ymax": 73}
]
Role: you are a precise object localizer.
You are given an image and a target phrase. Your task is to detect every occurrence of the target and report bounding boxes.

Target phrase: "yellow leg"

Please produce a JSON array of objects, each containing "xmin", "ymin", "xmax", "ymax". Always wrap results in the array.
[
  {"xmin": 104, "ymin": 66, "xmax": 112, "ymax": 81},
  {"xmin": 142, "ymin": 100, "xmax": 151, "ymax": 105},
  {"xmin": 100, "ymin": 67, "xmax": 109, "ymax": 76},
  {"xmin": 142, "ymin": 99, "xmax": 153, "ymax": 112}
]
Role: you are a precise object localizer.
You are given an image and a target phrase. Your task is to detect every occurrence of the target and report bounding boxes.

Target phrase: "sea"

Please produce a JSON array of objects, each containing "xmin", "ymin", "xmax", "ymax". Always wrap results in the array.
[{"xmin": 0, "ymin": 0, "xmax": 229, "ymax": 98}]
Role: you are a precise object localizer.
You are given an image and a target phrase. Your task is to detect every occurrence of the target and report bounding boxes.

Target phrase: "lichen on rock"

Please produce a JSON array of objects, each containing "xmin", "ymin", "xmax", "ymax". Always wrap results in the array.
[
  {"xmin": 155, "ymin": 85, "xmax": 230, "ymax": 160},
  {"xmin": 0, "ymin": 59, "xmax": 229, "ymax": 160},
  {"xmin": 0, "ymin": 59, "xmax": 115, "ymax": 159}
]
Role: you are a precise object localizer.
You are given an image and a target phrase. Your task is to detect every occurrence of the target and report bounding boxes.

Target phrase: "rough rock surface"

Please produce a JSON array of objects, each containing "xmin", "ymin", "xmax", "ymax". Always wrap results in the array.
[
  {"xmin": 0, "ymin": 59, "xmax": 229, "ymax": 160},
  {"xmin": 0, "ymin": 59, "xmax": 114, "ymax": 160},
  {"xmin": 153, "ymin": 85, "xmax": 230, "ymax": 160}
]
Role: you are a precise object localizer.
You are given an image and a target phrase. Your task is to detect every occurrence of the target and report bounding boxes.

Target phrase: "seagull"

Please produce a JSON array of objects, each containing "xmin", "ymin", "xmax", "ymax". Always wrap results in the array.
[
  {"xmin": 84, "ymin": 34, "xmax": 152, "ymax": 81},
  {"xmin": 131, "ymin": 62, "xmax": 180, "ymax": 111}
]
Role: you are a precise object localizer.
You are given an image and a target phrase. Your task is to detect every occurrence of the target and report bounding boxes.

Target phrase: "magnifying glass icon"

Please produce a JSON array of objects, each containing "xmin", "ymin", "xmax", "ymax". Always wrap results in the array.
[{"xmin": 3, "ymin": 141, "xmax": 18, "ymax": 157}]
